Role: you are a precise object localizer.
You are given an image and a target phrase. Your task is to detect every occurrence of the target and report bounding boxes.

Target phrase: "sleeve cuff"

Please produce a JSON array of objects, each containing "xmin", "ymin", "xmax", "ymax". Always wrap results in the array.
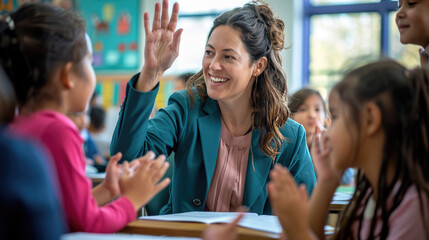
[
  {"xmin": 117, "ymin": 196, "xmax": 138, "ymax": 222},
  {"xmin": 129, "ymin": 72, "xmax": 160, "ymax": 96}
]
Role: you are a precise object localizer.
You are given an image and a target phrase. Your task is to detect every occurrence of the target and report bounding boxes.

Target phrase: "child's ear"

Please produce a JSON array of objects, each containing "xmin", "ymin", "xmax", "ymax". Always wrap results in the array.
[
  {"xmin": 60, "ymin": 62, "xmax": 75, "ymax": 89},
  {"xmin": 364, "ymin": 102, "xmax": 382, "ymax": 136}
]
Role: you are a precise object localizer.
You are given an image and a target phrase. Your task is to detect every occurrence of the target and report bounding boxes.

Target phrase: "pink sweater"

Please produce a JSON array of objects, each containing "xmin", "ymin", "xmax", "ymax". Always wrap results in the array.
[{"xmin": 11, "ymin": 110, "xmax": 136, "ymax": 233}]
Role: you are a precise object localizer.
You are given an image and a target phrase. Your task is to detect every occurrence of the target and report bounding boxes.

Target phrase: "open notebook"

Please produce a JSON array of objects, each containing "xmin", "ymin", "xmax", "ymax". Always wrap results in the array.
[
  {"xmin": 140, "ymin": 211, "xmax": 335, "ymax": 234},
  {"xmin": 140, "ymin": 211, "xmax": 282, "ymax": 234}
]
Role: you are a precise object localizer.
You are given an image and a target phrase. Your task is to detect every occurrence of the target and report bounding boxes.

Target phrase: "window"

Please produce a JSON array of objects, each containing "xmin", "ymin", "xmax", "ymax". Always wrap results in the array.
[
  {"xmin": 303, "ymin": 0, "xmax": 420, "ymax": 98},
  {"xmin": 166, "ymin": 0, "xmax": 248, "ymax": 75}
]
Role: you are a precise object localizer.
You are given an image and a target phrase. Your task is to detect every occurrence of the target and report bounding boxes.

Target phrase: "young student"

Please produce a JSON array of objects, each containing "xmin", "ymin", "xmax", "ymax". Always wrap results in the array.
[
  {"xmin": 68, "ymin": 111, "xmax": 107, "ymax": 173},
  {"xmin": 289, "ymin": 88, "xmax": 329, "ymax": 149},
  {"xmin": 289, "ymin": 88, "xmax": 354, "ymax": 186},
  {"xmin": 396, "ymin": 0, "xmax": 429, "ymax": 67},
  {"xmin": 268, "ymin": 60, "xmax": 429, "ymax": 239},
  {"xmin": 111, "ymin": 0, "xmax": 316, "ymax": 215},
  {"xmin": 1, "ymin": 3, "xmax": 170, "ymax": 233},
  {"xmin": 173, "ymin": 72, "xmax": 195, "ymax": 92},
  {"xmin": 88, "ymin": 105, "xmax": 110, "ymax": 156},
  {"xmin": 0, "ymin": 64, "xmax": 66, "ymax": 239}
]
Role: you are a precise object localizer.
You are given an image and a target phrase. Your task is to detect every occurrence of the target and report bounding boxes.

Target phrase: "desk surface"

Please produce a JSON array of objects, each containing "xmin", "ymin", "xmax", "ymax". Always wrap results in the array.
[
  {"xmin": 119, "ymin": 219, "xmax": 280, "ymax": 240},
  {"xmin": 329, "ymin": 201, "xmax": 348, "ymax": 213}
]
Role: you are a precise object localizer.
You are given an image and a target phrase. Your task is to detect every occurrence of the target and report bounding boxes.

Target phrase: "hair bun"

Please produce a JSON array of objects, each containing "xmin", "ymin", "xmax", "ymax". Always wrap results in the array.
[{"xmin": 254, "ymin": 1, "xmax": 285, "ymax": 51}]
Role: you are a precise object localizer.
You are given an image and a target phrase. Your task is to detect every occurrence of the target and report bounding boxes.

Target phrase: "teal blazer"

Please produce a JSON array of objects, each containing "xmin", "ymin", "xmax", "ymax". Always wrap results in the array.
[{"xmin": 111, "ymin": 74, "xmax": 316, "ymax": 215}]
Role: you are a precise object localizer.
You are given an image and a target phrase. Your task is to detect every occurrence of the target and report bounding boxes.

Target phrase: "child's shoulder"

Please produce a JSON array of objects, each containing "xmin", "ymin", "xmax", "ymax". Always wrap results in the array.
[{"xmin": 12, "ymin": 110, "xmax": 81, "ymax": 140}]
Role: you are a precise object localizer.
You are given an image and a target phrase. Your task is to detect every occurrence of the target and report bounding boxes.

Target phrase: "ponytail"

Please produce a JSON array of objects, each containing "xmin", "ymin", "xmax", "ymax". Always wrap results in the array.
[
  {"xmin": 330, "ymin": 60, "xmax": 429, "ymax": 239},
  {"xmin": 404, "ymin": 68, "xmax": 429, "ymax": 190},
  {"xmin": 0, "ymin": 3, "xmax": 87, "ymax": 106}
]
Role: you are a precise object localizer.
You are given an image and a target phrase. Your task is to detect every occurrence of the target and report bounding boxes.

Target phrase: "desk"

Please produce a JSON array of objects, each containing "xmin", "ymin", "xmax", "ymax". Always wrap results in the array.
[
  {"xmin": 87, "ymin": 172, "xmax": 106, "ymax": 187},
  {"xmin": 119, "ymin": 220, "xmax": 280, "ymax": 240},
  {"xmin": 329, "ymin": 200, "xmax": 348, "ymax": 213},
  {"xmin": 330, "ymin": 186, "xmax": 353, "ymax": 214},
  {"xmin": 328, "ymin": 186, "xmax": 353, "ymax": 227}
]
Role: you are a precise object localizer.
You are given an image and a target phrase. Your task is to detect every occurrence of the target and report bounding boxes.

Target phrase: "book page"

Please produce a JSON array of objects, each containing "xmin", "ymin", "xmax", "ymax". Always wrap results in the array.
[
  {"xmin": 238, "ymin": 215, "xmax": 282, "ymax": 234},
  {"xmin": 140, "ymin": 211, "xmax": 256, "ymax": 224},
  {"xmin": 141, "ymin": 211, "xmax": 281, "ymax": 233},
  {"xmin": 61, "ymin": 232, "xmax": 200, "ymax": 240}
]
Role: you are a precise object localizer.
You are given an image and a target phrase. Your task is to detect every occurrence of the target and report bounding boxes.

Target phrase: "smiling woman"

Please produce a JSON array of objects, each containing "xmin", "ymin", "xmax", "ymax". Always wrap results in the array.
[{"xmin": 111, "ymin": 0, "xmax": 316, "ymax": 215}]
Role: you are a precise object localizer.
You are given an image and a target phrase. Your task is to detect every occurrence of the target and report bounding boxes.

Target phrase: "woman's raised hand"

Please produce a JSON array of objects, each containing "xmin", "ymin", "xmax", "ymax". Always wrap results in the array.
[{"xmin": 138, "ymin": 0, "xmax": 183, "ymax": 92}]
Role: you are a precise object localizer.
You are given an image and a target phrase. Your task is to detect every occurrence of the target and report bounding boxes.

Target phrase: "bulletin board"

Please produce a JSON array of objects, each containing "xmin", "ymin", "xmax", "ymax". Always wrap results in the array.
[
  {"xmin": 0, "ymin": 0, "xmax": 16, "ymax": 13},
  {"xmin": 1, "ymin": 0, "xmax": 72, "ymax": 14},
  {"xmin": 77, "ymin": 0, "xmax": 140, "ymax": 72},
  {"xmin": 95, "ymin": 75, "xmax": 175, "ymax": 110}
]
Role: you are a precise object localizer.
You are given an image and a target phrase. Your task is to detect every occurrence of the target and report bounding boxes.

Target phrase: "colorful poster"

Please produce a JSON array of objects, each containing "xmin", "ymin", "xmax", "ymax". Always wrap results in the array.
[
  {"xmin": 1, "ymin": 0, "xmax": 76, "ymax": 15},
  {"xmin": 78, "ymin": 0, "xmax": 140, "ymax": 72}
]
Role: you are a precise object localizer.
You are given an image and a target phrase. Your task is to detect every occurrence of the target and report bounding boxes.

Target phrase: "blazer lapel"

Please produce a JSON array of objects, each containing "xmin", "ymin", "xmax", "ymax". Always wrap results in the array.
[
  {"xmin": 242, "ymin": 129, "xmax": 279, "ymax": 209},
  {"xmin": 197, "ymin": 98, "xmax": 221, "ymax": 192}
]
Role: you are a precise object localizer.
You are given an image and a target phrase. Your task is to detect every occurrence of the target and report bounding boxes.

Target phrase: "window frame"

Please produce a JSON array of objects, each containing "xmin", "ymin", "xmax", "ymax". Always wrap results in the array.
[{"xmin": 302, "ymin": 0, "xmax": 398, "ymax": 86}]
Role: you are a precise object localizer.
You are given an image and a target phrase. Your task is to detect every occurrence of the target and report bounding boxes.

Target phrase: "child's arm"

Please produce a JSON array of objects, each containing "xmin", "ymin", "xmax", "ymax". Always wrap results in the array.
[{"xmin": 308, "ymin": 129, "xmax": 341, "ymax": 239}]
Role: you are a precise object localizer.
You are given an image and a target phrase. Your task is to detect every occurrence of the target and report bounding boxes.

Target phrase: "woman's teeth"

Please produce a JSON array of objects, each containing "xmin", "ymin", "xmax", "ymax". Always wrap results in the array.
[{"xmin": 211, "ymin": 76, "xmax": 228, "ymax": 83}]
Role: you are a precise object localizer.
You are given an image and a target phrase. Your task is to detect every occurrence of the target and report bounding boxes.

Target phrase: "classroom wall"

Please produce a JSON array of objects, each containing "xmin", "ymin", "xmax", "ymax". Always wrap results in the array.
[{"xmin": 140, "ymin": 0, "xmax": 303, "ymax": 94}]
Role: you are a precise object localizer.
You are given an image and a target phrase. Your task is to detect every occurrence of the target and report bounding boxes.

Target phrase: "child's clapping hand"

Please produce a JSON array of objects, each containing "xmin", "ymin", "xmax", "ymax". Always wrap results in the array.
[
  {"xmin": 201, "ymin": 213, "xmax": 244, "ymax": 240},
  {"xmin": 268, "ymin": 165, "xmax": 312, "ymax": 240},
  {"xmin": 120, "ymin": 151, "xmax": 170, "ymax": 211}
]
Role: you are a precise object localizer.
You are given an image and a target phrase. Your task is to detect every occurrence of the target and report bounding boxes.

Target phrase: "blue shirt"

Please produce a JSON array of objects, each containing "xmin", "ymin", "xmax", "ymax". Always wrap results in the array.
[{"xmin": 0, "ymin": 128, "xmax": 66, "ymax": 239}]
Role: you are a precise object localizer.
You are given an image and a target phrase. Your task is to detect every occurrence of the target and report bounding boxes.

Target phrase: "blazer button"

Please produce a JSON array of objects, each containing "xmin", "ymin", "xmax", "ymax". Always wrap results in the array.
[{"xmin": 192, "ymin": 198, "xmax": 202, "ymax": 207}]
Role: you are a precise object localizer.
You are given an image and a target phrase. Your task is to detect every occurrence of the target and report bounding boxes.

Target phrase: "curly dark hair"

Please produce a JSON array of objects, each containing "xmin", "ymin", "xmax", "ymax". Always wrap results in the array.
[{"xmin": 186, "ymin": 0, "xmax": 289, "ymax": 160}]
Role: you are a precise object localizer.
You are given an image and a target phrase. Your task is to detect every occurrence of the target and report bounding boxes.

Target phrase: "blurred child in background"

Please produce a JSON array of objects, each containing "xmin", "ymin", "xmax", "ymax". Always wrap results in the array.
[
  {"xmin": 87, "ymin": 105, "xmax": 111, "ymax": 161},
  {"xmin": 67, "ymin": 111, "xmax": 106, "ymax": 172},
  {"xmin": 173, "ymin": 72, "xmax": 195, "ymax": 92},
  {"xmin": 289, "ymin": 88, "xmax": 354, "ymax": 186},
  {"xmin": 396, "ymin": 0, "xmax": 429, "ymax": 67}
]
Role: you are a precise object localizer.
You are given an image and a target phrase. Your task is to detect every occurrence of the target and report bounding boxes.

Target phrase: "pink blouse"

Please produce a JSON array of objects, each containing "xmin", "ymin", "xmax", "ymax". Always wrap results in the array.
[
  {"xmin": 351, "ymin": 184, "xmax": 429, "ymax": 239},
  {"xmin": 206, "ymin": 119, "xmax": 252, "ymax": 212}
]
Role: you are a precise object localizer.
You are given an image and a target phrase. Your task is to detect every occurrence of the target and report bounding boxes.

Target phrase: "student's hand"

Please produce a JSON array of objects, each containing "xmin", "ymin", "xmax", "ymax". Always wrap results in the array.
[
  {"xmin": 120, "ymin": 151, "xmax": 170, "ymax": 211},
  {"xmin": 309, "ymin": 120, "xmax": 326, "ymax": 150},
  {"xmin": 420, "ymin": 47, "xmax": 428, "ymax": 67},
  {"xmin": 310, "ymin": 127, "xmax": 341, "ymax": 184},
  {"xmin": 268, "ymin": 165, "xmax": 312, "ymax": 240},
  {"xmin": 93, "ymin": 154, "xmax": 106, "ymax": 165},
  {"xmin": 138, "ymin": 0, "xmax": 183, "ymax": 92},
  {"xmin": 201, "ymin": 213, "xmax": 244, "ymax": 240},
  {"xmin": 103, "ymin": 152, "xmax": 124, "ymax": 197}
]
